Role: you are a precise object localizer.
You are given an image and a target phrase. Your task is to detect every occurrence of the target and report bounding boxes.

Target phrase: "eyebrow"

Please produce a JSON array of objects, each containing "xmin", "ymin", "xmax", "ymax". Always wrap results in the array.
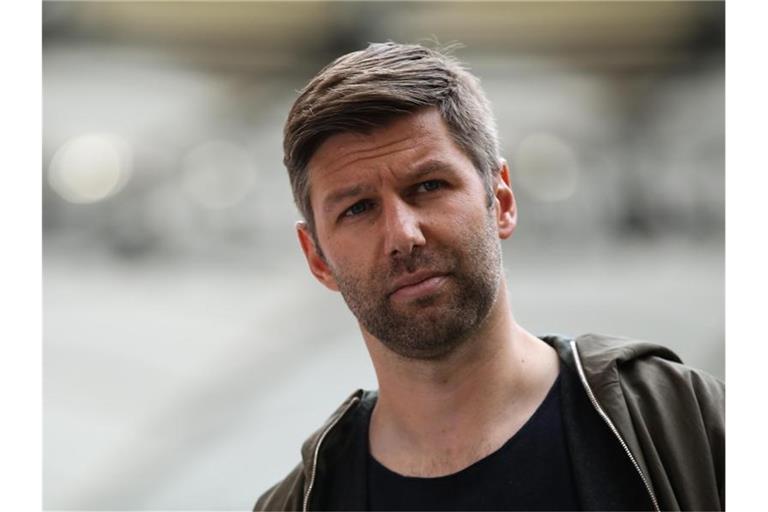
[
  {"xmin": 320, "ymin": 159, "xmax": 460, "ymax": 214},
  {"xmin": 322, "ymin": 184, "xmax": 375, "ymax": 214},
  {"xmin": 408, "ymin": 159, "xmax": 459, "ymax": 180}
]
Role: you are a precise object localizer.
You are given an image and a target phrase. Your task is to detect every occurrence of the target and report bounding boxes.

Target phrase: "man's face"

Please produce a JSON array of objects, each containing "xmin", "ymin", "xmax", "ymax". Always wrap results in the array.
[{"xmin": 299, "ymin": 108, "xmax": 515, "ymax": 360}]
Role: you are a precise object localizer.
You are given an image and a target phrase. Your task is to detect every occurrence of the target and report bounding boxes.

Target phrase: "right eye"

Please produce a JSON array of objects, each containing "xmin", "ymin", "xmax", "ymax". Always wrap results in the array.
[{"xmin": 342, "ymin": 200, "xmax": 372, "ymax": 218}]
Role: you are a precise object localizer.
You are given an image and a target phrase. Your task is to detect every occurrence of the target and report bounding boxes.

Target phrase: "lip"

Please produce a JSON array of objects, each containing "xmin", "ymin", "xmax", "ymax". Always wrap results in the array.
[{"xmin": 388, "ymin": 271, "xmax": 449, "ymax": 300}]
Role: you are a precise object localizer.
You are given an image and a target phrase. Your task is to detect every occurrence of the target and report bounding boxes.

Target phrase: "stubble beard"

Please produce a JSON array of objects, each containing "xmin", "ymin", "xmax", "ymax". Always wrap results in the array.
[{"xmin": 330, "ymin": 211, "xmax": 503, "ymax": 360}]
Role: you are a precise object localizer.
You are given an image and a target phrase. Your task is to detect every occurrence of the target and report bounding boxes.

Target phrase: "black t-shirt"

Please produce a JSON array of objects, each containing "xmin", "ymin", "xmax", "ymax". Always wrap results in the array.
[{"xmin": 366, "ymin": 374, "xmax": 581, "ymax": 511}]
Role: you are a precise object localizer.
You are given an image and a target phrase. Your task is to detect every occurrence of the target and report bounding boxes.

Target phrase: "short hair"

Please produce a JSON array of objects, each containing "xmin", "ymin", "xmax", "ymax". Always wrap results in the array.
[{"xmin": 283, "ymin": 41, "xmax": 501, "ymax": 234}]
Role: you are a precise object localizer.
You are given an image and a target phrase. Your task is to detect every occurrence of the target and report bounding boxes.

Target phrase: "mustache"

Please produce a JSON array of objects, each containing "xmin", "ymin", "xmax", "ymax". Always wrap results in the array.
[{"xmin": 387, "ymin": 248, "xmax": 450, "ymax": 278}]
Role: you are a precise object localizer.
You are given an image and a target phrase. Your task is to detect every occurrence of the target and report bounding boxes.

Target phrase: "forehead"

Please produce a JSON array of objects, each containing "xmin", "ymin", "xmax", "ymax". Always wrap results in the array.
[{"xmin": 306, "ymin": 108, "xmax": 471, "ymax": 191}]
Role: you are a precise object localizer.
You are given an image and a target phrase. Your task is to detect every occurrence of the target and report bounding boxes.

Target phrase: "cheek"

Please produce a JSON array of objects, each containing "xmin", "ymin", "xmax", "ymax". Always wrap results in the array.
[
  {"xmin": 431, "ymin": 197, "xmax": 489, "ymax": 236},
  {"xmin": 327, "ymin": 244, "xmax": 375, "ymax": 282},
  {"xmin": 325, "ymin": 226, "xmax": 385, "ymax": 269}
]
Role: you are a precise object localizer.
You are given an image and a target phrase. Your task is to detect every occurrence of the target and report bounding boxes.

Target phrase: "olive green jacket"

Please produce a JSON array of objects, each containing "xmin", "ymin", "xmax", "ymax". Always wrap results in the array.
[{"xmin": 254, "ymin": 334, "xmax": 725, "ymax": 511}]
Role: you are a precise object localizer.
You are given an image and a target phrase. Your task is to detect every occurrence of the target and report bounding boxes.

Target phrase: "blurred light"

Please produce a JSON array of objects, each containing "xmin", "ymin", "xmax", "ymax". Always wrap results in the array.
[
  {"xmin": 513, "ymin": 133, "xmax": 580, "ymax": 202},
  {"xmin": 47, "ymin": 133, "xmax": 133, "ymax": 204},
  {"xmin": 180, "ymin": 140, "xmax": 255, "ymax": 210}
]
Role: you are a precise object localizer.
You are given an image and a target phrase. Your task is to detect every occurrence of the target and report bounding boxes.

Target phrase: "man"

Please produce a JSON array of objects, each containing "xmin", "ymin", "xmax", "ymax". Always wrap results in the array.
[{"xmin": 255, "ymin": 42, "xmax": 724, "ymax": 511}]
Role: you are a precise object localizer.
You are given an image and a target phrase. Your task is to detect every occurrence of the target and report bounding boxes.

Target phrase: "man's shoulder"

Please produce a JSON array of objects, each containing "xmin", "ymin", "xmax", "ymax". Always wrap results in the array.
[
  {"xmin": 253, "ymin": 461, "xmax": 305, "ymax": 512},
  {"xmin": 253, "ymin": 389, "xmax": 374, "ymax": 511},
  {"xmin": 572, "ymin": 332, "xmax": 684, "ymax": 367},
  {"xmin": 572, "ymin": 333, "xmax": 724, "ymax": 508},
  {"xmin": 568, "ymin": 332, "xmax": 724, "ymax": 418},
  {"xmin": 573, "ymin": 332, "xmax": 723, "ymax": 383},
  {"xmin": 555, "ymin": 333, "xmax": 724, "ymax": 509},
  {"xmin": 542, "ymin": 332, "xmax": 722, "ymax": 423}
]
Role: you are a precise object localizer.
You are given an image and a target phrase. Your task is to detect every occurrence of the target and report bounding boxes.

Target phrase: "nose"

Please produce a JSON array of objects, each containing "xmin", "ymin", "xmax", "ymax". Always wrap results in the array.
[{"xmin": 382, "ymin": 198, "xmax": 426, "ymax": 258}]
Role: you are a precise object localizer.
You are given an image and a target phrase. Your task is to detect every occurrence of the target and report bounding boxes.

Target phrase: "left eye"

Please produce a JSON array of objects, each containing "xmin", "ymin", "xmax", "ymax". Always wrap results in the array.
[{"xmin": 417, "ymin": 180, "xmax": 442, "ymax": 193}]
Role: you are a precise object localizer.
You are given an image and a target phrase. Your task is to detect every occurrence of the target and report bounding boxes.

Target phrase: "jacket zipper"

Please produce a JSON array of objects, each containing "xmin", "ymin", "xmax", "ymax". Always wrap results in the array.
[
  {"xmin": 570, "ymin": 340, "xmax": 660, "ymax": 512},
  {"xmin": 303, "ymin": 396, "xmax": 361, "ymax": 512}
]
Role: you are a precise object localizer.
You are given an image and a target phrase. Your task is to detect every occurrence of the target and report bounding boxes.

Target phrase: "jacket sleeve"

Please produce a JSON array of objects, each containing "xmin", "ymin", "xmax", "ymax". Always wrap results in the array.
[
  {"xmin": 254, "ymin": 462, "xmax": 306, "ymax": 512},
  {"xmin": 620, "ymin": 356, "xmax": 725, "ymax": 511},
  {"xmin": 689, "ymin": 363, "xmax": 725, "ymax": 507}
]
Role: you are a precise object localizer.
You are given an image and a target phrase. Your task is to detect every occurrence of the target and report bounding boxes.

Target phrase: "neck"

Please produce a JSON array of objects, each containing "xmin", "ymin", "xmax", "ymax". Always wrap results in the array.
[{"xmin": 363, "ymin": 280, "xmax": 559, "ymax": 476}]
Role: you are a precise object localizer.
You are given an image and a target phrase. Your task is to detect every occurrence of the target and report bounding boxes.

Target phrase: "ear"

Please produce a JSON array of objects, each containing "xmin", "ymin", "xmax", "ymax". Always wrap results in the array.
[
  {"xmin": 494, "ymin": 159, "xmax": 517, "ymax": 240},
  {"xmin": 296, "ymin": 221, "xmax": 339, "ymax": 291}
]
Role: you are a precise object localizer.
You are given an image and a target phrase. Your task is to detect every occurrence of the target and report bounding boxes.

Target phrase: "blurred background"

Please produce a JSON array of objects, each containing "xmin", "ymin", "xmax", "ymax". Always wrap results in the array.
[{"xmin": 43, "ymin": 2, "xmax": 724, "ymax": 510}]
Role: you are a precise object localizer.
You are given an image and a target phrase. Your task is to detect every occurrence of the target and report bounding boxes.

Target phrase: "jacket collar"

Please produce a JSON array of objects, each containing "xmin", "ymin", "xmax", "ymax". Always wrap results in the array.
[
  {"xmin": 300, "ymin": 389, "xmax": 374, "ymax": 510},
  {"xmin": 568, "ymin": 333, "xmax": 681, "ymax": 392}
]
